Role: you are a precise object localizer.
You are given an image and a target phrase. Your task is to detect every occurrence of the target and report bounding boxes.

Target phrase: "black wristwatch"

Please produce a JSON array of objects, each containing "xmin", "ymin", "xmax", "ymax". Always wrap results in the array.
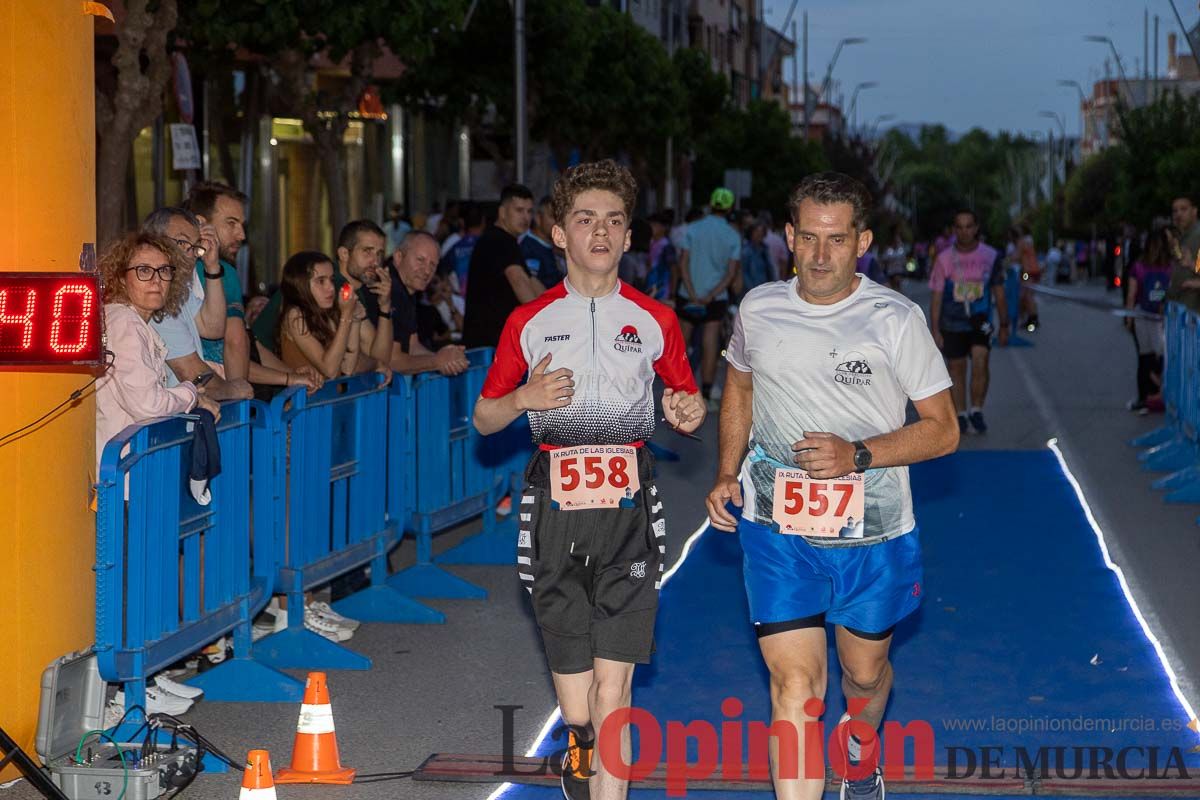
[
  {"xmin": 203, "ymin": 264, "xmax": 224, "ymax": 279},
  {"xmin": 378, "ymin": 309, "xmax": 392, "ymax": 320},
  {"xmin": 852, "ymin": 440, "xmax": 873, "ymax": 473}
]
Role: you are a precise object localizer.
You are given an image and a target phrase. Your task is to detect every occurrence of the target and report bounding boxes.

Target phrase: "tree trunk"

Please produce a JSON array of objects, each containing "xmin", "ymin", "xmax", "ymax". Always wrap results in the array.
[{"xmin": 94, "ymin": 0, "xmax": 177, "ymax": 249}]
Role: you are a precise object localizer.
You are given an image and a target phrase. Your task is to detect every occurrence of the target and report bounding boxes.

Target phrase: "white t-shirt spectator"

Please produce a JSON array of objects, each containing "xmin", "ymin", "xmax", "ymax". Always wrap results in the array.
[{"xmin": 149, "ymin": 273, "xmax": 205, "ymax": 387}]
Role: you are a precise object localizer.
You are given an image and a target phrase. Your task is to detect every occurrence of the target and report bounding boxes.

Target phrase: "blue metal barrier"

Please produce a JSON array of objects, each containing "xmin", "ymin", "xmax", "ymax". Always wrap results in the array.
[
  {"xmin": 253, "ymin": 373, "xmax": 434, "ymax": 670},
  {"xmin": 1132, "ymin": 303, "xmax": 1200, "ymax": 518},
  {"xmin": 388, "ymin": 348, "xmax": 512, "ymax": 597},
  {"xmin": 95, "ymin": 401, "xmax": 302, "ymax": 757}
]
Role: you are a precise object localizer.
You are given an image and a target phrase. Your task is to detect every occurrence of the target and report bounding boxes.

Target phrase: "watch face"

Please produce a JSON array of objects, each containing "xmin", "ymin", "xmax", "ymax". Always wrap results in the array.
[{"xmin": 855, "ymin": 448, "xmax": 871, "ymax": 468}]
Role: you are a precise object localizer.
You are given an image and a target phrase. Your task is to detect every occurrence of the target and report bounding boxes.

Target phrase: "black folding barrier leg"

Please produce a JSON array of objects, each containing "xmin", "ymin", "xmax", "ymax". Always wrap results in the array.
[{"xmin": 0, "ymin": 724, "xmax": 70, "ymax": 800}]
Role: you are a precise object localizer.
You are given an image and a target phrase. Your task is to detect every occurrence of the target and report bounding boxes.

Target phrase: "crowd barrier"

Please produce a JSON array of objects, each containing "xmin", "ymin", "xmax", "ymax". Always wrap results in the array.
[
  {"xmin": 94, "ymin": 347, "xmax": 528, "ymax": 710},
  {"xmin": 1131, "ymin": 302, "xmax": 1200, "ymax": 522}
]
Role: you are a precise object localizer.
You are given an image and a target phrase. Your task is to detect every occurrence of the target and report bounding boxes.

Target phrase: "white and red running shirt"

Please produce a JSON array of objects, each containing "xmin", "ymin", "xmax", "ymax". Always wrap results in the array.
[{"xmin": 481, "ymin": 278, "xmax": 698, "ymax": 446}]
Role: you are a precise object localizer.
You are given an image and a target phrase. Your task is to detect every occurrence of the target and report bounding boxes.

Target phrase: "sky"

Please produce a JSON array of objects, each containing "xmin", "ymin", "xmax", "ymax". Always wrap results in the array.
[{"xmin": 763, "ymin": 0, "xmax": 1200, "ymax": 137}]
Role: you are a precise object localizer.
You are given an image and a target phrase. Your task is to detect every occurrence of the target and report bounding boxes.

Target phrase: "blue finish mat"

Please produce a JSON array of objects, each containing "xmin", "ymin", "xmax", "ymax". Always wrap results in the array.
[{"xmin": 499, "ymin": 451, "xmax": 1199, "ymax": 798}]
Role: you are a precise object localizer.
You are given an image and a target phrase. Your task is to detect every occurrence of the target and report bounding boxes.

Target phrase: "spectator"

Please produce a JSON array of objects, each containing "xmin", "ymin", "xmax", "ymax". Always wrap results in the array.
[
  {"xmin": 1171, "ymin": 194, "xmax": 1200, "ymax": 265},
  {"xmin": 761, "ymin": 212, "xmax": 791, "ymax": 281},
  {"xmin": 334, "ymin": 219, "xmax": 396, "ymax": 375},
  {"xmin": 442, "ymin": 203, "xmax": 485, "ymax": 291},
  {"xmin": 417, "ymin": 270, "xmax": 464, "ymax": 351},
  {"xmin": 382, "ymin": 203, "xmax": 412, "ymax": 252},
  {"xmin": 388, "ymin": 231, "xmax": 470, "ymax": 375},
  {"xmin": 857, "ymin": 245, "xmax": 886, "ymax": 285},
  {"xmin": 462, "ymin": 184, "xmax": 543, "ymax": 349},
  {"xmin": 740, "ymin": 221, "xmax": 775, "ymax": 293},
  {"xmin": 276, "ymin": 251, "xmax": 370, "ymax": 379},
  {"xmin": 183, "ymin": 182, "xmax": 251, "ymax": 383},
  {"xmin": 882, "ymin": 230, "xmax": 909, "ymax": 291},
  {"xmin": 521, "ymin": 195, "xmax": 563, "ymax": 288},
  {"xmin": 140, "ymin": 207, "xmax": 250, "ymax": 401},
  {"xmin": 95, "ymin": 232, "xmax": 220, "ymax": 474},
  {"xmin": 143, "ymin": 209, "xmax": 319, "ymax": 398},
  {"xmin": 678, "ymin": 188, "xmax": 741, "ymax": 410},
  {"xmin": 619, "ymin": 217, "xmax": 652, "ymax": 288},
  {"xmin": 424, "ymin": 201, "xmax": 444, "ymax": 234},
  {"xmin": 1125, "ymin": 227, "xmax": 1173, "ymax": 413},
  {"xmin": 646, "ymin": 211, "xmax": 677, "ymax": 302},
  {"xmin": 671, "ymin": 207, "xmax": 698, "ymax": 252}
]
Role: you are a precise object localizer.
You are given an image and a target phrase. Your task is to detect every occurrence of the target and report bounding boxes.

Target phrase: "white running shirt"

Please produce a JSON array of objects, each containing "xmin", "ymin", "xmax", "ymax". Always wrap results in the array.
[{"xmin": 726, "ymin": 275, "xmax": 952, "ymax": 546}]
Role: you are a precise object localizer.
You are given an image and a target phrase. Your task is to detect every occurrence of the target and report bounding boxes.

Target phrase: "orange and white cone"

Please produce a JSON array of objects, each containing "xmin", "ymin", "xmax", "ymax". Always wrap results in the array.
[
  {"xmin": 275, "ymin": 672, "xmax": 356, "ymax": 785},
  {"xmin": 239, "ymin": 750, "xmax": 277, "ymax": 799}
]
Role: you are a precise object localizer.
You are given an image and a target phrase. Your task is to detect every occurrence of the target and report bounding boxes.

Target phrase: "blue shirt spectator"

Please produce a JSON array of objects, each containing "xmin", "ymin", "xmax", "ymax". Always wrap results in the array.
[
  {"xmin": 680, "ymin": 213, "xmax": 741, "ymax": 302},
  {"xmin": 521, "ymin": 231, "xmax": 561, "ymax": 288}
]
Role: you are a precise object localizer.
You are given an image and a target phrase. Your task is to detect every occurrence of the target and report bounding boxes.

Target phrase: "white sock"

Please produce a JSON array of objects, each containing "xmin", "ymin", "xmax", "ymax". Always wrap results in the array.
[{"xmin": 970, "ymin": 406, "xmax": 983, "ymax": 415}]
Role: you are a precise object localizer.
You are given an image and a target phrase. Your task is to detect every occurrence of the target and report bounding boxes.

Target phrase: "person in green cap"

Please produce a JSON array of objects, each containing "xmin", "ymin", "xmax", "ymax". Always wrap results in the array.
[{"xmin": 677, "ymin": 187, "xmax": 742, "ymax": 410}]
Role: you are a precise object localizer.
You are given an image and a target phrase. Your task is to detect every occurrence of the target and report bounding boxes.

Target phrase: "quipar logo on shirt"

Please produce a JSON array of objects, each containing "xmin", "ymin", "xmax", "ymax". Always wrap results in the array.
[{"xmin": 833, "ymin": 351, "xmax": 873, "ymax": 386}]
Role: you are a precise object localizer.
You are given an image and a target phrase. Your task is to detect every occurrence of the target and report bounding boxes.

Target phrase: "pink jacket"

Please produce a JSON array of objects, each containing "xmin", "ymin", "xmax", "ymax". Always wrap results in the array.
[{"xmin": 95, "ymin": 303, "xmax": 198, "ymax": 475}]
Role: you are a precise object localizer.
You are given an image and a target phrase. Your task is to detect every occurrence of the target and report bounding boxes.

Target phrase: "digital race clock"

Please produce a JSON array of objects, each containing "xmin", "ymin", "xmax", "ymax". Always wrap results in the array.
[{"xmin": 0, "ymin": 272, "xmax": 103, "ymax": 366}]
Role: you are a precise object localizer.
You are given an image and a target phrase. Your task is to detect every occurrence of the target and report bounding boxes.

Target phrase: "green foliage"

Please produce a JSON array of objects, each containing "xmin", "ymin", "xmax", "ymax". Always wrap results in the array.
[
  {"xmin": 180, "ymin": 0, "xmax": 464, "ymax": 64},
  {"xmin": 691, "ymin": 99, "xmax": 828, "ymax": 219},
  {"xmin": 887, "ymin": 125, "xmax": 1038, "ymax": 241},
  {"xmin": 1063, "ymin": 146, "xmax": 1124, "ymax": 232},
  {"xmin": 1109, "ymin": 90, "xmax": 1200, "ymax": 225}
]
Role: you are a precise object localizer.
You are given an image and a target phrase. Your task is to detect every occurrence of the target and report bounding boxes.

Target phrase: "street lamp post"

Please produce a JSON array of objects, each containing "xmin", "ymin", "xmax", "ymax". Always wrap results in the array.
[
  {"xmin": 1084, "ymin": 35, "xmax": 1135, "ymax": 104},
  {"xmin": 1058, "ymin": 79, "xmax": 1087, "ymax": 139},
  {"xmin": 847, "ymin": 81, "xmax": 878, "ymax": 136},
  {"xmin": 868, "ymin": 112, "xmax": 896, "ymax": 140},
  {"xmin": 814, "ymin": 36, "xmax": 866, "ymax": 130}
]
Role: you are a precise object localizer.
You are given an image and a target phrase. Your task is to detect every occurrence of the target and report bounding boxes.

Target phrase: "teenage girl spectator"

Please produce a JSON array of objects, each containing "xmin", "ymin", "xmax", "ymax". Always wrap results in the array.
[
  {"xmin": 95, "ymin": 232, "xmax": 220, "ymax": 472},
  {"xmin": 1125, "ymin": 228, "xmax": 1174, "ymax": 414},
  {"xmin": 276, "ymin": 251, "xmax": 392, "ymax": 379}
]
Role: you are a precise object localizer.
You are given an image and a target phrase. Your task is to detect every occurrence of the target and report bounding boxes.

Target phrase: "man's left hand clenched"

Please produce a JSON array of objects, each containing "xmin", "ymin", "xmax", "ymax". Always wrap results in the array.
[{"xmin": 792, "ymin": 432, "xmax": 856, "ymax": 478}]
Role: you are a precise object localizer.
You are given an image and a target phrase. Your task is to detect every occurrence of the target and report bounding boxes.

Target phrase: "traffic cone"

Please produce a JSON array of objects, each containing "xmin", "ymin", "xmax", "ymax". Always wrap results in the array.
[
  {"xmin": 275, "ymin": 672, "xmax": 356, "ymax": 784},
  {"xmin": 239, "ymin": 750, "xmax": 277, "ymax": 799}
]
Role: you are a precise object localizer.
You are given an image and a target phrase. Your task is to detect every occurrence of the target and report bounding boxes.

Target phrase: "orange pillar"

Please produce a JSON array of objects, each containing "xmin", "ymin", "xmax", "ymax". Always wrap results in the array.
[{"xmin": 0, "ymin": 0, "xmax": 99, "ymax": 779}]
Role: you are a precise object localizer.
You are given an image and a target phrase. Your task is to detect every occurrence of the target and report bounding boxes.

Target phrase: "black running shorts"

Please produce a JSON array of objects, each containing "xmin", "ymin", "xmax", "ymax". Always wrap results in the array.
[{"xmin": 516, "ymin": 447, "xmax": 666, "ymax": 674}]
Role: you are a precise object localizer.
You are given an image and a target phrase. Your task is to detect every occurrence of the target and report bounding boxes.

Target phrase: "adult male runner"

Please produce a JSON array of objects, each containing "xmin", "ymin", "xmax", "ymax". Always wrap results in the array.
[
  {"xmin": 705, "ymin": 172, "xmax": 959, "ymax": 800},
  {"xmin": 473, "ymin": 160, "xmax": 705, "ymax": 800},
  {"xmin": 928, "ymin": 210, "xmax": 1009, "ymax": 435}
]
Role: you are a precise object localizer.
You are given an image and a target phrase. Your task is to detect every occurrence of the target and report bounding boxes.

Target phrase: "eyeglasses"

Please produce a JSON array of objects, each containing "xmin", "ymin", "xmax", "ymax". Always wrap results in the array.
[
  {"xmin": 124, "ymin": 264, "xmax": 177, "ymax": 282},
  {"xmin": 173, "ymin": 238, "xmax": 207, "ymax": 258}
]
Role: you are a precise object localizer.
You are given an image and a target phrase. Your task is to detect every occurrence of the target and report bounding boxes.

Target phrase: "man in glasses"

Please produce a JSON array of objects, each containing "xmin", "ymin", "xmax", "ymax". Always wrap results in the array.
[
  {"xmin": 143, "ymin": 207, "xmax": 250, "ymax": 399},
  {"xmin": 144, "ymin": 208, "xmax": 318, "ymax": 397}
]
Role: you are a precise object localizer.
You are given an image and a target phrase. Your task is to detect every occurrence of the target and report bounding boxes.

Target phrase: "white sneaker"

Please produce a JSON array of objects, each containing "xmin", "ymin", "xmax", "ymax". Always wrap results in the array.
[
  {"xmin": 251, "ymin": 604, "xmax": 288, "ymax": 641},
  {"xmin": 308, "ymin": 601, "xmax": 360, "ymax": 632},
  {"xmin": 304, "ymin": 606, "xmax": 352, "ymax": 642},
  {"xmin": 154, "ymin": 674, "xmax": 203, "ymax": 700},
  {"xmin": 112, "ymin": 687, "xmax": 192, "ymax": 718}
]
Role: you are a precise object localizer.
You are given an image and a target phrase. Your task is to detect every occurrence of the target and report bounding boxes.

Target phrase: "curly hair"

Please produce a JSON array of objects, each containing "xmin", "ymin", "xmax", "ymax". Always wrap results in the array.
[
  {"xmin": 99, "ymin": 231, "xmax": 193, "ymax": 322},
  {"xmin": 551, "ymin": 159, "xmax": 638, "ymax": 226},
  {"xmin": 787, "ymin": 172, "xmax": 872, "ymax": 232}
]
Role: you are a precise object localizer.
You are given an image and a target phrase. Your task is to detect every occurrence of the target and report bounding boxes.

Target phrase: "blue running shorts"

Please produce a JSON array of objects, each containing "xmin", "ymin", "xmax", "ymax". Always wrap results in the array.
[{"xmin": 738, "ymin": 517, "xmax": 924, "ymax": 636}]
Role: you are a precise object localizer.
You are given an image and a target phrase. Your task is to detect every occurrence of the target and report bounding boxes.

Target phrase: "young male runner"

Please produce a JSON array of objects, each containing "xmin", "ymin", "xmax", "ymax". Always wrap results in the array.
[
  {"xmin": 473, "ymin": 160, "xmax": 705, "ymax": 800},
  {"xmin": 705, "ymin": 172, "xmax": 959, "ymax": 800}
]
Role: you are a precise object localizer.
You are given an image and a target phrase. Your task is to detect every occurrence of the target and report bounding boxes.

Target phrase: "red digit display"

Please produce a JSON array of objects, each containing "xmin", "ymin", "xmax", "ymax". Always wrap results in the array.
[{"xmin": 0, "ymin": 273, "xmax": 103, "ymax": 366}]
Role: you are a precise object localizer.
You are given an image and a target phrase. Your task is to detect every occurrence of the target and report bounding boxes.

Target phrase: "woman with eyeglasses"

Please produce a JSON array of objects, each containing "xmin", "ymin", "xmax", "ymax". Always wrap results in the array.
[{"xmin": 95, "ymin": 232, "xmax": 222, "ymax": 473}]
